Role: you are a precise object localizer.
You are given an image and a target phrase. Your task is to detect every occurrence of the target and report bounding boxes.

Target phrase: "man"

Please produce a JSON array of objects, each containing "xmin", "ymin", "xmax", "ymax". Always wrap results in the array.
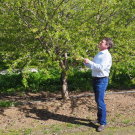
[{"xmin": 83, "ymin": 37, "xmax": 113, "ymax": 132}]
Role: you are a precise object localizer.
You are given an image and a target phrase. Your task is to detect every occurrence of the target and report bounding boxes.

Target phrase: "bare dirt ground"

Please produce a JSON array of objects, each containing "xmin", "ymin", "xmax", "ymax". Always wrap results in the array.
[{"xmin": 0, "ymin": 89, "xmax": 135, "ymax": 135}]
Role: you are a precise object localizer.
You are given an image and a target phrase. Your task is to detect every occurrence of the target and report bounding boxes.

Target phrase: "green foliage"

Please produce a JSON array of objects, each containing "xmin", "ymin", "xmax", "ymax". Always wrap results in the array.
[
  {"xmin": 1, "ymin": 1, "xmax": 135, "ymax": 68},
  {"xmin": 0, "ymin": 0, "xmax": 135, "ymax": 97},
  {"xmin": 109, "ymin": 60, "xmax": 135, "ymax": 89},
  {"xmin": 68, "ymin": 68, "xmax": 93, "ymax": 91},
  {"xmin": 0, "ymin": 61, "xmax": 135, "ymax": 94},
  {"xmin": 0, "ymin": 60, "xmax": 9, "ymax": 70},
  {"xmin": 0, "ymin": 68, "xmax": 92, "ymax": 94},
  {"xmin": 0, "ymin": 72, "xmax": 23, "ymax": 94}
]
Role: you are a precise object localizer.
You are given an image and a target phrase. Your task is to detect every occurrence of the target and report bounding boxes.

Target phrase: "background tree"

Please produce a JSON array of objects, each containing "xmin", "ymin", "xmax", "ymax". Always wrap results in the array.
[{"xmin": 0, "ymin": 0, "xmax": 135, "ymax": 99}]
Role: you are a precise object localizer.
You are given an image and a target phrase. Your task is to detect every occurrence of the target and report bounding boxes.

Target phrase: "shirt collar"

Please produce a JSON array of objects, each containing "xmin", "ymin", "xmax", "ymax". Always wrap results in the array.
[{"xmin": 100, "ymin": 49, "xmax": 108, "ymax": 54}]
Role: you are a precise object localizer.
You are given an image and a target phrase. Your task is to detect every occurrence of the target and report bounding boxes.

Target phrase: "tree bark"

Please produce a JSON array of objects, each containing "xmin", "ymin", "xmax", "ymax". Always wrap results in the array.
[
  {"xmin": 60, "ymin": 52, "xmax": 69, "ymax": 99},
  {"xmin": 61, "ymin": 71, "xmax": 69, "ymax": 99}
]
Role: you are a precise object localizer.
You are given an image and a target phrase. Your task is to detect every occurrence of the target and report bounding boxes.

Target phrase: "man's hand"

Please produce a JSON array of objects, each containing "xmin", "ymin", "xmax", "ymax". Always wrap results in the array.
[{"xmin": 83, "ymin": 58, "xmax": 90, "ymax": 64}]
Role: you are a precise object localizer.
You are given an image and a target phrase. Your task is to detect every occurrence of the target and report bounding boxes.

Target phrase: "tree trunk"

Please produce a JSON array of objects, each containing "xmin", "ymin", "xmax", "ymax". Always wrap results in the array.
[
  {"xmin": 60, "ymin": 52, "xmax": 69, "ymax": 99},
  {"xmin": 61, "ymin": 71, "xmax": 69, "ymax": 99}
]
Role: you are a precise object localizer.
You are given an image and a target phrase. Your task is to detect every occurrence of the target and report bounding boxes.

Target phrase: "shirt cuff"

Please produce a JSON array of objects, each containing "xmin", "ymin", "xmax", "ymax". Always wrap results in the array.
[{"xmin": 83, "ymin": 61, "xmax": 93, "ymax": 68}]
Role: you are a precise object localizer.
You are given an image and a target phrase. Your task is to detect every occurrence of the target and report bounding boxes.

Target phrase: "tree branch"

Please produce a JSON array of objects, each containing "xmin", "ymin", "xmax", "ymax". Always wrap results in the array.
[
  {"xmin": 44, "ymin": 0, "xmax": 65, "ymax": 31},
  {"xmin": 125, "ymin": 15, "xmax": 135, "ymax": 27}
]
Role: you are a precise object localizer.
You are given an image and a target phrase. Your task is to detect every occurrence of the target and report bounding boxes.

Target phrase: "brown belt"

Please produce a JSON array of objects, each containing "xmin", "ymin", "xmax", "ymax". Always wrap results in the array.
[{"xmin": 92, "ymin": 76, "xmax": 107, "ymax": 79}]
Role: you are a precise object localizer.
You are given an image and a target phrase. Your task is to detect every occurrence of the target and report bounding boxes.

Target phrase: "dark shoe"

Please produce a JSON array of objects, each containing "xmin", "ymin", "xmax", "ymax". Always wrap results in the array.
[
  {"xmin": 97, "ymin": 125, "xmax": 106, "ymax": 132},
  {"xmin": 91, "ymin": 119, "xmax": 100, "ymax": 124}
]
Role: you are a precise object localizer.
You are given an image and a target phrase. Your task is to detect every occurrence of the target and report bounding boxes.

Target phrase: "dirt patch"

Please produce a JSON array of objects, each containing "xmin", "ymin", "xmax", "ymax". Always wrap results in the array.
[{"xmin": 0, "ymin": 90, "xmax": 135, "ymax": 134}]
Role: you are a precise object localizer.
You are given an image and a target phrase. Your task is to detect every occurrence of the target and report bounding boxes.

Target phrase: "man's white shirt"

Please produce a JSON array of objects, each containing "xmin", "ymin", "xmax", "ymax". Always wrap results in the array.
[{"xmin": 84, "ymin": 49, "xmax": 112, "ymax": 77}]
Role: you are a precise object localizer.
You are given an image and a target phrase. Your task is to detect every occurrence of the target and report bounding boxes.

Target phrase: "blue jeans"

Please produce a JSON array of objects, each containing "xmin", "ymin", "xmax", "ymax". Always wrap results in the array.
[{"xmin": 92, "ymin": 77, "xmax": 108, "ymax": 125}]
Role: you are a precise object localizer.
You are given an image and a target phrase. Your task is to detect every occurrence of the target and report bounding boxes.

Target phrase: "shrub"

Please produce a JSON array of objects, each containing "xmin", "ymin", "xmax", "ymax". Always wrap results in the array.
[{"xmin": 0, "ymin": 61, "xmax": 135, "ymax": 94}]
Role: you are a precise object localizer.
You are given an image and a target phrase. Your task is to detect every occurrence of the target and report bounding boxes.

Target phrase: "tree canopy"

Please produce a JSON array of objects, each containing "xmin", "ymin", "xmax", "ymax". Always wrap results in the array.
[{"xmin": 0, "ymin": 0, "xmax": 135, "ymax": 98}]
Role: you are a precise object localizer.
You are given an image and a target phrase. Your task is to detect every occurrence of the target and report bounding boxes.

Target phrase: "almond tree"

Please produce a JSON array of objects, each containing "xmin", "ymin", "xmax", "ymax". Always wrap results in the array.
[{"xmin": 0, "ymin": 0, "xmax": 135, "ymax": 99}]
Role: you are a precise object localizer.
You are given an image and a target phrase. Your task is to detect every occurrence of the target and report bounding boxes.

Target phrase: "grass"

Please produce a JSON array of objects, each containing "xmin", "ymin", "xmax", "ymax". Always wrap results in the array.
[
  {"xmin": 86, "ymin": 116, "xmax": 91, "ymax": 119},
  {"xmin": 43, "ymin": 130, "xmax": 49, "ymax": 134},
  {"xmin": 0, "ymin": 100, "xmax": 23, "ymax": 107},
  {"xmin": 75, "ymin": 124, "xmax": 81, "ymax": 128},
  {"xmin": 24, "ymin": 128, "xmax": 32, "ymax": 135},
  {"xmin": 111, "ymin": 118, "xmax": 116, "ymax": 122},
  {"xmin": 116, "ymin": 113, "xmax": 121, "ymax": 117},
  {"xmin": 0, "ymin": 121, "xmax": 135, "ymax": 135},
  {"xmin": 124, "ymin": 120, "xmax": 130, "ymax": 124},
  {"xmin": 67, "ymin": 123, "xmax": 73, "ymax": 127},
  {"xmin": 0, "ymin": 100, "xmax": 14, "ymax": 107},
  {"xmin": 18, "ymin": 92, "xmax": 25, "ymax": 96},
  {"xmin": 53, "ymin": 127, "xmax": 61, "ymax": 132},
  {"xmin": 50, "ymin": 124, "xmax": 56, "ymax": 128}
]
